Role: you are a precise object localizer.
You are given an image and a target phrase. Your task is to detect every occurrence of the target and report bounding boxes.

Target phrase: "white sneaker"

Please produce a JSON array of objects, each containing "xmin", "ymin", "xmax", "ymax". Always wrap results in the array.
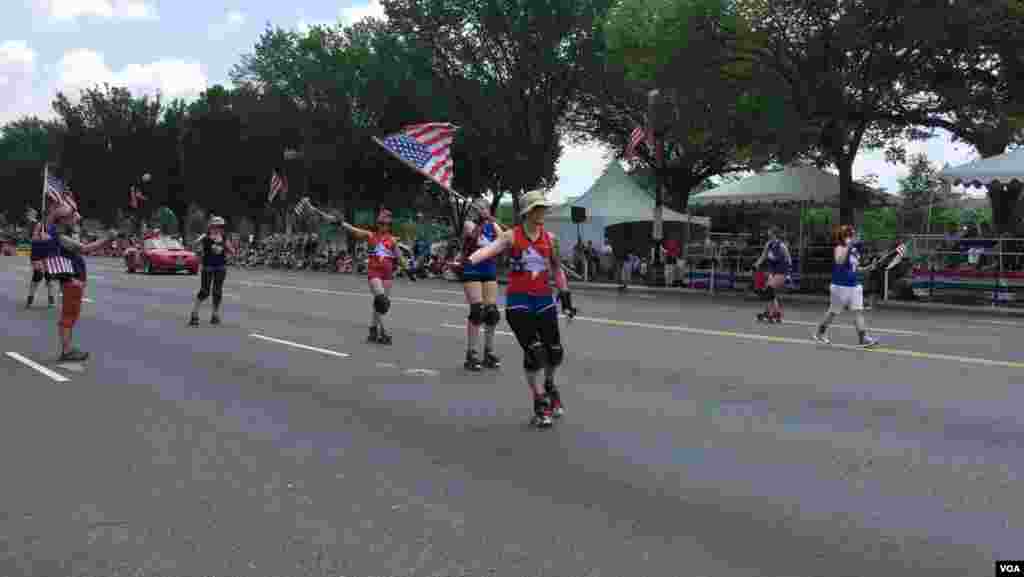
[{"xmin": 811, "ymin": 328, "xmax": 831, "ymax": 344}]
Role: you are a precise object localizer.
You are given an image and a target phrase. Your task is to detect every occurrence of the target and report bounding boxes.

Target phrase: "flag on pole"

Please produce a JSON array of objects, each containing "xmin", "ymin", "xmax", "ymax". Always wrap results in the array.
[
  {"xmin": 45, "ymin": 173, "xmax": 69, "ymax": 208},
  {"xmin": 269, "ymin": 169, "xmax": 288, "ymax": 203},
  {"xmin": 128, "ymin": 185, "xmax": 147, "ymax": 209},
  {"xmin": 373, "ymin": 123, "xmax": 458, "ymax": 195},
  {"xmin": 624, "ymin": 125, "xmax": 649, "ymax": 160}
]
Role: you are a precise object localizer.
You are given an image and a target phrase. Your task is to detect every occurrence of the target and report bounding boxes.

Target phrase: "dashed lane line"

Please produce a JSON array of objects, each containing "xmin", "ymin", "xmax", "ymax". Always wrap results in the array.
[
  {"xmin": 5, "ymin": 352, "xmax": 70, "ymax": 382},
  {"xmin": 248, "ymin": 334, "xmax": 350, "ymax": 358}
]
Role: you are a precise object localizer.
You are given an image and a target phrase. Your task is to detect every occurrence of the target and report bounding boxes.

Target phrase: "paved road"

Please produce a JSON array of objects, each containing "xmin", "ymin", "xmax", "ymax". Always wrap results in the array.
[{"xmin": 1, "ymin": 257, "xmax": 1021, "ymax": 576}]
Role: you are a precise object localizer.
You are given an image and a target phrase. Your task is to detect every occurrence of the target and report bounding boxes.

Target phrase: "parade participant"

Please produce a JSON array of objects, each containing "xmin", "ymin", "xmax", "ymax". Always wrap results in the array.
[
  {"xmin": 296, "ymin": 199, "xmax": 398, "ymax": 344},
  {"xmin": 467, "ymin": 190, "xmax": 577, "ymax": 428},
  {"xmin": 812, "ymin": 224, "xmax": 878, "ymax": 347},
  {"xmin": 46, "ymin": 203, "xmax": 117, "ymax": 362},
  {"xmin": 461, "ymin": 197, "xmax": 503, "ymax": 371},
  {"xmin": 26, "ymin": 210, "xmax": 55, "ymax": 309},
  {"xmin": 753, "ymin": 226, "xmax": 792, "ymax": 323},
  {"xmin": 189, "ymin": 216, "xmax": 234, "ymax": 326}
]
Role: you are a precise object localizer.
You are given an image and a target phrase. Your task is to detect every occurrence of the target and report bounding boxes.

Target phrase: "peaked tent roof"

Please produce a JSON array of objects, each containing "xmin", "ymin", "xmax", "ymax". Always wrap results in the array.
[
  {"xmin": 938, "ymin": 147, "xmax": 1023, "ymax": 187},
  {"xmin": 550, "ymin": 162, "xmax": 709, "ymax": 226},
  {"xmin": 690, "ymin": 165, "xmax": 841, "ymax": 206}
]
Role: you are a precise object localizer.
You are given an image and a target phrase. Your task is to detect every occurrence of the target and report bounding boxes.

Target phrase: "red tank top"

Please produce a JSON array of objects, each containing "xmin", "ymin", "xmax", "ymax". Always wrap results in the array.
[
  {"xmin": 507, "ymin": 225, "xmax": 553, "ymax": 296},
  {"xmin": 367, "ymin": 232, "xmax": 396, "ymax": 272}
]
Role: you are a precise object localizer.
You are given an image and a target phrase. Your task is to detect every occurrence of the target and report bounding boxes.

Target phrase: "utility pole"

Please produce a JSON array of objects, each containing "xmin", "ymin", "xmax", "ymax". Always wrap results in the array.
[{"xmin": 648, "ymin": 89, "xmax": 665, "ymax": 286}]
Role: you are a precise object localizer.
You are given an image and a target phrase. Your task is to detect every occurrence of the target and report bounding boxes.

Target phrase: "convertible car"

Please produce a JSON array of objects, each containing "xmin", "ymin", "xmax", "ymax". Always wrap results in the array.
[{"xmin": 125, "ymin": 233, "xmax": 199, "ymax": 274}]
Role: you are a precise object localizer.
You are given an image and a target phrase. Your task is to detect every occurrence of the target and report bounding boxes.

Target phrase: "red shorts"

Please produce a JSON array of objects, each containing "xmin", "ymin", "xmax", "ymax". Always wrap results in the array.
[{"xmin": 367, "ymin": 264, "xmax": 393, "ymax": 281}]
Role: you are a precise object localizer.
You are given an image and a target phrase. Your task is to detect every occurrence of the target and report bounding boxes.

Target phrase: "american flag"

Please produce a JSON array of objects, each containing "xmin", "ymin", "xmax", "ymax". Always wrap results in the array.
[
  {"xmin": 128, "ymin": 185, "xmax": 147, "ymax": 209},
  {"xmin": 46, "ymin": 173, "xmax": 68, "ymax": 208},
  {"xmin": 374, "ymin": 123, "xmax": 457, "ymax": 193},
  {"xmin": 269, "ymin": 169, "xmax": 288, "ymax": 203},
  {"xmin": 624, "ymin": 126, "xmax": 649, "ymax": 160}
]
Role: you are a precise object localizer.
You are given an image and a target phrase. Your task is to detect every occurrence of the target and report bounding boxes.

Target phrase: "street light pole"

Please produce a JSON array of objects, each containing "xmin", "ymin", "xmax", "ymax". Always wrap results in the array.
[{"xmin": 648, "ymin": 89, "xmax": 665, "ymax": 285}]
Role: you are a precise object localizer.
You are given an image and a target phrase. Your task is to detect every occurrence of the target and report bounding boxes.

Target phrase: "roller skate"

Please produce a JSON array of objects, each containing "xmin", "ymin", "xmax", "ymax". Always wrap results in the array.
[
  {"xmin": 188, "ymin": 314, "xmax": 200, "ymax": 327},
  {"xmin": 545, "ymin": 381, "xmax": 564, "ymax": 418},
  {"xmin": 482, "ymin": 349, "xmax": 501, "ymax": 369},
  {"xmin": 367, "ymin": 326, "xmax": 378, "ymax": 343},
  {"xmin": 25, "ymin": 295, "xmax": 33, "ymax": 309},
  {"xmin": 531, "ymin": 395, "xmax": 554, "ymax": 429},
  {"xmin": 756, "ymin": 311, "xmax": 771, "ymax": 323},
  {"xmin": 376, "ymin": 329, "xmax": 393, "ymax": 345},
  {"xmin": 770, "ymin": 311, "xmax": 782, "ymax": 324},
  {"xmin": 811, "ymin": 327, "xmax": 831, "ymax": 345},
  {"xmin": 58, "ymin": 349, "xmax": 89, "ymax": 363},
  {"xmin": 210, "ymin": 314, "xmax": 221, "ymax": 325},
  {"xmin": 48, "ymin": 294, "xmax": 55, "ymax": 307},
  {"xmin": 859, "ymin": 334, "xmax": 878, "ymax": 348},
  {"xmin": 464, "ymin": 350, "xmax": 482, "ymax": 371}
]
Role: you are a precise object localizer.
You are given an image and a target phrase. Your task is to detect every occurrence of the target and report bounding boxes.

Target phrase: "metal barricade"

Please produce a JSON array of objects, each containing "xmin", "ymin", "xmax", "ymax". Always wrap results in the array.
[{"xmin": 900, "ymin": 234, "xmax": 1024, "ymax": 307}]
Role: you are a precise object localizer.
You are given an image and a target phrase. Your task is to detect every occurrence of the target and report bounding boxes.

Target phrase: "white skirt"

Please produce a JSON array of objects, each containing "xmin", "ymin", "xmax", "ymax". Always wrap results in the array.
[{"xmin": 829, "ymin": 284, "xmax": 863, "ymax": 313}]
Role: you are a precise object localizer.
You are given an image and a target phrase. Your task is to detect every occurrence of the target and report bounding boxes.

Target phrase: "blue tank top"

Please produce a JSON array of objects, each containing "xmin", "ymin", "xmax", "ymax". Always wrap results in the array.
[
  {"xmin": 765, "ymin": 239, "xmax": 789, "ymax": 272},
  {"xmin": 463, "ymin": 221, "xmax": 498, "ymax": 275},
  {"xmin": 831, "ymin": 245, "xmax": 860, "ymax": 287},
  {"xmin": 201, "ymin": 235, "xmax": 227, "ymax": 270}
]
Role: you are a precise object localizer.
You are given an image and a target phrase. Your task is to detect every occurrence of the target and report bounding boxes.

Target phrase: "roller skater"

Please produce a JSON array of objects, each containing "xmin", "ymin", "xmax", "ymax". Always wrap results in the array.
[
  {"xmin": 26, "ymin": 210, "xmax": 55, "ymax": 309},
  {"xmin": 461, "ymin": 198, "xmax": 503, "ymax": 371},
  {"xmin": 46, "ymin": 203, "xmax": 118, "ymax": 362},
  {"xmin": 753, "ymin": 226, "xmax": 791, "ymax": 324},
  {"xmin": 812, "ymin": 225, "xmax": 878, "ymax": 347},
  {"xmin": 189, "ymin": 216, "xmax": 234, "ymax": 326},
  {"xmin": 296, "ymin": 199, "xmax": 396, "ymax": 344},
  {"xmin": 467, "ymin": 190, "xmax": 577, "ymax": 428}
]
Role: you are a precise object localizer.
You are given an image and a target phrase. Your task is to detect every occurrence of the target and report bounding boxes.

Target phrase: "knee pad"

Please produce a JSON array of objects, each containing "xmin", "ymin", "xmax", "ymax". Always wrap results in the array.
[
  {"xmin": 483, "ymin": 304, "xmax": 500, "ymax": 326},
  {"xmin": 523, "ymin": 341, "xmax": 547, "ymax": 372},
  {"xmin": 32, "ymin": 270, "xmax": 44, "ymax": 283},
  {"xmin": 468, "ymin": 303, "xmax": 484, "ymax": 324},
  {"xmin": 374, "ymin": 294, "xmax": 390, "ymax": 315},
  {"xmin": 197, "ymin": 288, "xmax": 210, "ymax": 300},
  {"xmin": 547, "ymin": 343, "xmax": 564, "ymax": 367}
]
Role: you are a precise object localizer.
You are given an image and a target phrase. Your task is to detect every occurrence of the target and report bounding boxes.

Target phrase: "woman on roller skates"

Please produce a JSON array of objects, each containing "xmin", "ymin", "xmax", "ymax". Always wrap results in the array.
[
  {"xmin": 189, "ymin": 216, "xmax": 234, "ymax": 326},
  {"xmin": 753, "ymin": 226, "xmax": 791, "ymax": 323},
  {"xmin": 461, "ymin": 197, "xmax": 503, "ymax": 371},
  {"xmin": 467, "ymin": 190, "xmax": 576, "ymax": 428},
  {"xmin": 26, "ymin": 210, "xmax": 55, "ymax": 308}
]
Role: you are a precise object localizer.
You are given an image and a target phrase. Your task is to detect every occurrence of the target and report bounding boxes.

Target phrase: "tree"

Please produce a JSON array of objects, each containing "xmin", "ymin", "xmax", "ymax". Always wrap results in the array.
[
  {"xmin": 383, "ymin": 0, "xmax": 613, "ymax": 221},
  {"xmin": 897, "ymin": 153, "xmax": 962, "ymax": 233},
  {"xmin": 568, "ymin": 0, "xmax": 791, "ymax": 215},
  {"xmin": 692, "ymin": 0, "xmax": 1004, "ymax": 224}
]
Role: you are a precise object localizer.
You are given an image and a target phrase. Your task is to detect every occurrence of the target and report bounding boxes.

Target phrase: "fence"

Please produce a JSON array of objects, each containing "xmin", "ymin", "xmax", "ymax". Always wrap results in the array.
[{"xmin": 645, "ymin": 233, "xmax": 1024, "ymax": 308}]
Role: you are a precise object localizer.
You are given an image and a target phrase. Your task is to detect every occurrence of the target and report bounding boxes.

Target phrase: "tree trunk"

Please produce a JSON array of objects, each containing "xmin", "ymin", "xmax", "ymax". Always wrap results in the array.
[
  {"xmin": 988, "ymin": 181, "xmax": 1023, "ymax": 235},
  {"xmin": 837, "ymin": 159, "xmax": 856, "ymax": 226}
]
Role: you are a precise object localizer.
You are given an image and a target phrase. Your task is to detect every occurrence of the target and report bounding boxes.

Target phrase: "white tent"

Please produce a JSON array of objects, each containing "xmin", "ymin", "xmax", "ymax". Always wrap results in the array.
[
  {"xmin": 547, "ymin": 162, "xmax": 709, "ymax": 256},
  {"xmin": 690, "ymin": 165, "xmax": 840, "ymax": 206},
  {"xmin": 938, "ymin": 147, "xmax": 1024, "ymax": 187}
]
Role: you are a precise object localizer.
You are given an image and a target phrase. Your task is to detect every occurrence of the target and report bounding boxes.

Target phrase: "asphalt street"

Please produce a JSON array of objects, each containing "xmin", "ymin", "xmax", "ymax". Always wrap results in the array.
[{"xmin": 1, "ymin": 256, "xmax": 1022, "ymax": 576}]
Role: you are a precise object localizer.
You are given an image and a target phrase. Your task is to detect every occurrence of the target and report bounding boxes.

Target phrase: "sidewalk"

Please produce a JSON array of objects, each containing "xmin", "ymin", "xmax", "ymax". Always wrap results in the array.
[{"xmin": 497, "ymin": 277, "xmax": 1024, "ymax": 318}]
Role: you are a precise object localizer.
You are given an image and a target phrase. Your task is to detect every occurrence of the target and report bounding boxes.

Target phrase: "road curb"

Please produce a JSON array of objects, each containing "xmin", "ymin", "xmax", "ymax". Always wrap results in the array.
[{"xmin": 497, "ymin": 278, "xmax": 1024, "ymax": 318}]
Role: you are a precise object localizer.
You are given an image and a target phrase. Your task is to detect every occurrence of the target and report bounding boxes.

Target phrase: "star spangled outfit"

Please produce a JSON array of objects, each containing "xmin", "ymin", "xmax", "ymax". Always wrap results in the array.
[{"xmin": 461, "ymin": 215, "xmax": 502, "ymax": 371}]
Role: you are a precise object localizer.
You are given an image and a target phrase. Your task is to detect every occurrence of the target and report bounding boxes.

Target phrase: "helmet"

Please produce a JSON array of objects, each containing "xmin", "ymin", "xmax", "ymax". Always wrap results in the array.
[
  {"xmin": 470, "ymin": 198, "xmax": 490, "ymax": 220},
  {"xmin": 209, "ymin": 216, "xmax": 226, "ymax": 227}
]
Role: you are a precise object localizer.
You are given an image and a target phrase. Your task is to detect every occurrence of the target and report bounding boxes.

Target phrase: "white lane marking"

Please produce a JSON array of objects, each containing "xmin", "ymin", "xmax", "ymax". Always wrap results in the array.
[
  {"xmin": 573, "ymin": 315, "xmax": 1024, "ymax": 369},
  {"xmin": 431, "ymin": 289, "xmax": 463, "ymax": 296},
  {"xmin": 777, "ymin": 318, "xmax": 926, "ymax": 336},
  {"xmin": 89, "ymin": 275, "xmax": 107, "ymax": 280},
  {"xmin": 5, "ymin": 352, "xmax": 69, "ymax": 382},
  {"xmin": 404, "ymin": 368, "xmax": 439, "ymax": 377},
  {"xmin": 376, "ymin": 362, "xmax": 398, "ymax": 369},
  {"xmin": 235, "ymin": 279, "xmax": 1024, "ymax": 368},
  {"xmin": 223, "ymin": 293, "xmax": 240, "ymax": 300},
  {"xmin": 248, "ymin": 334, "xmax": 350, "ymax": 358},
  {"xmin": 975, "ymin": 319, "xmax": 1024, "ymax": 327},
  {"xmin": 440, "ymin": 323, "xmax": 514, "ymax": 336}
]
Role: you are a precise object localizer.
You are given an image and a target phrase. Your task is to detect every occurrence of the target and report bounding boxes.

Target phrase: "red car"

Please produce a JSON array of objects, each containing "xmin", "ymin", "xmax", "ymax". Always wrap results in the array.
[{"xmin": 126, "ymin": 234, "xmax": 199, "ymax": 274}]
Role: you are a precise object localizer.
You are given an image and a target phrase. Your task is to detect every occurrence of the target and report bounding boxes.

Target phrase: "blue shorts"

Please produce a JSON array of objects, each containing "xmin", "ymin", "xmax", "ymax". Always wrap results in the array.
[
  {"xmin": 505, "ymin": 293, "xmax": 557, "ymax": 318},
  {"xmin": 30, "ymin": 242, "xmax": 49, "ymax": 261},
  {"xmin": 462, "ymin": 261, "xmax": 497, "ymax": 282}
]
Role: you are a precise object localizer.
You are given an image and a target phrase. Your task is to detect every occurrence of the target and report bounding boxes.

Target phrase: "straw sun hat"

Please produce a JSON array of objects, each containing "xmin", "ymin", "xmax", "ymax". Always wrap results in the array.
[{"xmin": 519, "ymin": 189, "xmax": 553, "ymax": 215}]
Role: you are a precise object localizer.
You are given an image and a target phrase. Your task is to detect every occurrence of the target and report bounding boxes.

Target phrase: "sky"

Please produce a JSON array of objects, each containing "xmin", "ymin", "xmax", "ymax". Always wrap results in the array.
[{"xmin": 2, "ymin": 0, "xmax": 983, "ymax": 204}]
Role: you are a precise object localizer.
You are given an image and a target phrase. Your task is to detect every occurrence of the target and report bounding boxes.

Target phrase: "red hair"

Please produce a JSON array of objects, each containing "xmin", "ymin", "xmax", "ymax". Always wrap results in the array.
[{"xmin": 832, "ymin": 224, "xmax": 855, "ymax": 246}]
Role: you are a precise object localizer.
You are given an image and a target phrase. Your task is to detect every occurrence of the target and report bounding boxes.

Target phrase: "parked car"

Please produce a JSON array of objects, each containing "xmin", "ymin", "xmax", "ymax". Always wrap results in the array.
[{"xmin": 126, "ymin": 234, "xmax": 199, "ymax": 274}]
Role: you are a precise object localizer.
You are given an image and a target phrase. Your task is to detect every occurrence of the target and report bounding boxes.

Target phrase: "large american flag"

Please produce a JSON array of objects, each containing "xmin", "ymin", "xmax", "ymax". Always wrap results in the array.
[
  {"xmin": 269, "ymin": 169, "xmax": 288, "ymax": 203},
  {"xmin": 373, "ymin": 123, "xmax": 457, "ymax": 193}
]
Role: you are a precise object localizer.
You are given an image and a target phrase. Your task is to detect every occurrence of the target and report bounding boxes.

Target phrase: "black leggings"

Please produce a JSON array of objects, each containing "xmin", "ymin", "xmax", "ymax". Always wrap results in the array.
[
  {"xmin": 197, "ymin": 268, "xmax": 226, "ymax": 305},
  {"xmin": 506, "ymin": 308, "xmax": 561, "ymax": 359}
]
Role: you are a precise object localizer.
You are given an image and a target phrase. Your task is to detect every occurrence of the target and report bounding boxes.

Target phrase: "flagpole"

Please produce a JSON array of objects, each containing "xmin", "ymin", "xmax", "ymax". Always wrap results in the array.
[{"xmin": 41, "ymin": 163, "xmax": 48, "ymax": 218}]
